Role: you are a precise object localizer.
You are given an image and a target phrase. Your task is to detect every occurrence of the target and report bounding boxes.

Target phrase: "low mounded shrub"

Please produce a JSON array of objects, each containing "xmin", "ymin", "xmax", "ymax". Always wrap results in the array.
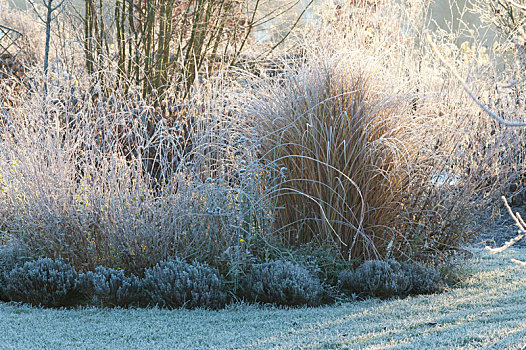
[
  {"xmin": 240, "ymin": 260, "xmax": 326, "ymax": 306},
  {"xmin": 87, "ymin": 266, "xmax": 143, "ymax": 307},
  {"xmin": 338, "ymin": 259, "xmax": 441, "ymax": 298},
  {"xmin": 142, "ymin": 259, "xmax": 227, "ymax": 309},
  {"xmin": 285, "ymin": 243, "xmax": 358, "ymax": 286},
  {"xmin": 439, "ymin": 263, "xmax": 471, "ymax": 288},
  {"xmin": 401, "ymin": 261, "xmax": 442, "ymax": 295},
  {"xmin": 338, "ymin": 259, "xmax": 411, "ymax": 298},
  {"xmin": 3, "ymin": 257, "xmax": 91, "ymax": 307},
  {"xmin": 0, "ymin": 242, "xmax": 30, "ymax": 301}
]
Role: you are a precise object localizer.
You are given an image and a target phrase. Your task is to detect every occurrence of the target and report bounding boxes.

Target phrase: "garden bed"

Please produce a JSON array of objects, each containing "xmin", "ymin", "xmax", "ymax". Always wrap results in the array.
[{"xmin": 0, "ymin": 248, "xmax": 525, "ymax": 349}]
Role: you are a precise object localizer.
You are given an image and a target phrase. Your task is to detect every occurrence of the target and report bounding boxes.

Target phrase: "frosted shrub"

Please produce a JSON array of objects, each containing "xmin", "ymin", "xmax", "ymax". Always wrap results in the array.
[
  {"xmin": 142, "ymin": 259, "xmax": 227, "ymax": 309},
  {"xmin": 241, "ymin": 260, "xmax": 326, "ymax": 306},
  {"xmin": 339, "ymin": 260, "xmax": 411, "ymax": 298},
  {"xmin": 0, "ymin": 73, "xmax": 272, "ymax": 277},
  {"xmin": 338, "ymin": 259, "xmax": 441, "ymax": 298},
  {"xmin": 401, "ymin": 262, "xmax": 442, "ymax": 295},
  {"xmin": 3, "ymin": 257, "xmax": 90, "ymax": 307},
  {"xmin": 87, "ymin": 267, "xmax": 143, "ymax": 307},
  {"xmin": 0, "ymin": 242, "xmax": 29, "ymax": 301}
]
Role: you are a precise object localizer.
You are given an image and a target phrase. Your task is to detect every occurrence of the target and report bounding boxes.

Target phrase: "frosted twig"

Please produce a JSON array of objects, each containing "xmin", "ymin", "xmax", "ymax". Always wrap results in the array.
[
  {"xmin": 502, "ymin": 0, "xmax": 526, "ymax": 12},
  {"xmin": 511, "ymin": 258, "xmax": 526, "ymax": 266},
  {"xmin": 425, "ymin": 32, "xmax": 526, "ymax": 127},
  {"xmin": 501, "ymin": 75, "xmax": 526, "ymax": 89},
  {"xmin": 486, "ymin": 196, "xmax": 526, "ymax": 253}
]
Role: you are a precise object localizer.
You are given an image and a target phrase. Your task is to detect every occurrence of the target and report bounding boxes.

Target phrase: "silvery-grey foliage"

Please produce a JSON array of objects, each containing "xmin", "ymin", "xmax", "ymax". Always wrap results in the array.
[
  {"xmin": 338, "ymin": 259, "xmax": 441, "ymax": 298},
  {"xmin": 401, "ymin": 261, "xmax": 442, "ymax": 295},
  {"xmin": 241, "ymin": 260, "xmax": 326, "ymax": 306},
  {"xmin": 87, "ymin": 266, "xmax": 143, "ymax": 307},
  {"xmin": 0, "ymin": 242, "xmax": 29, "ymax": 301},
  {"xmin": 142, "ymin": 259, "xmax": 228, "ymax": 309},
  {"xmin": 3, "ymin": 257, "xmax": 91, "ymax": 307}
]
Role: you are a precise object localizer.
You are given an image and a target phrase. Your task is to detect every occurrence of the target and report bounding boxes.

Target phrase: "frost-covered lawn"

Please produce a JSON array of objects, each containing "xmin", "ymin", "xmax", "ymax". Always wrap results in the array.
[{"xmin": 1, "ymin": 249, "xmax": 526, "ymax": 350}]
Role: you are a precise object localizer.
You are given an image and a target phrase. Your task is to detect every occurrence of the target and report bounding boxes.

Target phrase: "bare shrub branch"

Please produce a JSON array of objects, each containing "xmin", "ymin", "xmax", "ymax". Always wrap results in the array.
[
  {"xmin": 425, "ymin": 32, "xmax": 526, "ymax": 127},
  {"xmin": 486, "ymin": 197, "xmax": 526, "ymax": 253},
  {"xmin": 502, "ymin": 0, "xmax": 526, "ymax": 12}
]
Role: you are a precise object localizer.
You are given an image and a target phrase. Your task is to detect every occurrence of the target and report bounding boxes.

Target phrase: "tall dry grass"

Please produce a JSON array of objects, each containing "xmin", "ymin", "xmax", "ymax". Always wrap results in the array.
[
  {"xmin": 0, "ymin": 0, "xmax": 525, "ymax": 278},
  {"xmin": 0, "ymin": 63, "xmax": 271, "ymax": 275},
  {"xmin": 248, "ymin": 0, "xmax": 526, "ymax": 262},
  {"xmin": 251, "ymin": 59, "xmax": 414, "ymax": 260}
]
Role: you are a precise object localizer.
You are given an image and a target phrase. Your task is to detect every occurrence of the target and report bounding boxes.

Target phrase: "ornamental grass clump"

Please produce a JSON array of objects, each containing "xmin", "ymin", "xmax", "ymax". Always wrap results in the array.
[
  {"xmin": 3, "ymin": 257, "xmax": 91, "ymax": 307},
  {"xmin": 87, "ymin": 266, "xmax": 143, "ymax": 308},
  {"xmin": 251, "ymin": 0, "xmax": 526, "ymax": 264},
  {"xmin": 240, "ymin": 260, "xmax": 326, "ymax": 306},
  {"xmin": 253, "ymin": 57, "xmax": 415, "ymax": 261},
  {"xmin": 142, "ymin": 259, "xmax": 228, "ymax": 309}
]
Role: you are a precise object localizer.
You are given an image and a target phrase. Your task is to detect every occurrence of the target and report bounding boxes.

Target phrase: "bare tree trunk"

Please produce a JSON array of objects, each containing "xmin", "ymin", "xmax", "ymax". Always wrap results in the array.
[{"xmin": 43, "ymin": 3, "xmax": 52, "ymax": 76}]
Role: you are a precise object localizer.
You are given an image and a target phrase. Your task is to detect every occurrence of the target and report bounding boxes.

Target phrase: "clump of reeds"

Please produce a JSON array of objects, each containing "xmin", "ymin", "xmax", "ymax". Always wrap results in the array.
[
  {"xmin": 251, "ymin": 54, "xmax": 416, "ymax": 261},
  {"xmin": 250, "ymin": 0, "xmax": 526, "ymax": 263}
]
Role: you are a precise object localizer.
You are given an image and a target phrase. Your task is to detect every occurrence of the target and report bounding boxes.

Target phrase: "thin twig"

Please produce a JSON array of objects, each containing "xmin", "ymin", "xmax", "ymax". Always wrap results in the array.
[
  {"xmin": 517, "ymin": 211, "xmax": 526, "ymax": 228},
  {"xmin": 260, "ymin": 0, "xmax": 315, "ymax": 60},
  {"xmin": 502, "ymin": 0, "xmax": 526, "ymax": 12},
  {"xmin": 486, "ymin": 232, "xmax": 526, "ymax": 253},
  {"xmin": 486, "ymin": 196, "xmax": 526, "ymax": 253},
  {"xmin": 425, "ymin": 32, "xmax": 526, "ymax": 127},
  {"xmin": 511, "ymin": 258, "xmax": 526, "ymax": 266},
  {"xmin": 501, "ymin": 75, "xmax": 526, "ymax": 88},
  {"xmin": 501, "ymin": 42, "xmax": 526, "ymax": 88}
]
